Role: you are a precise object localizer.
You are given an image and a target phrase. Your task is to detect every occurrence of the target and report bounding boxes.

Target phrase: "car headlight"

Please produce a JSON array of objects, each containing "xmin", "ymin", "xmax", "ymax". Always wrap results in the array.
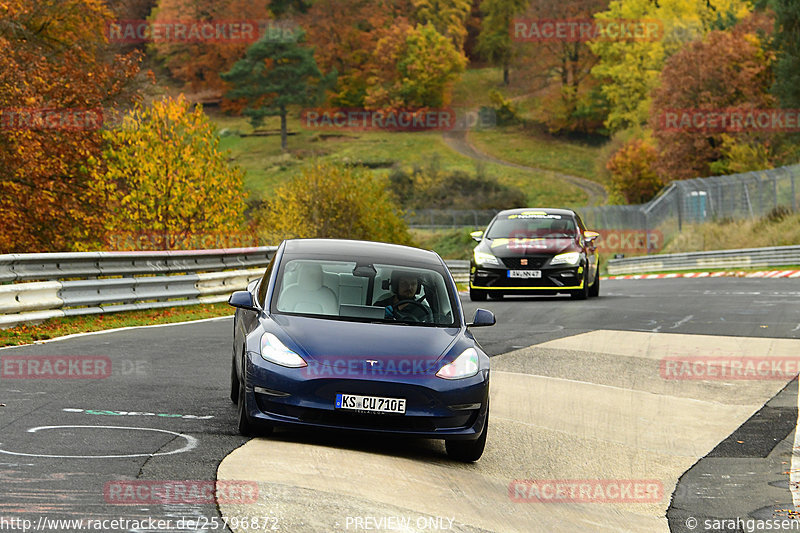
[
  {"xmin": 436, "ymin": 348, "xmax": 479, "ymax": 380},
  {"xmin": 474, "ymin": 251, "xmax": 500, "ymax": 267},
  {"xmin": 550, "ymin": 252, "xmax": 581, "ymax": 266},
  {"xmin": 260, "ymin": 332, "xmax": 307, "ymax": 368}
]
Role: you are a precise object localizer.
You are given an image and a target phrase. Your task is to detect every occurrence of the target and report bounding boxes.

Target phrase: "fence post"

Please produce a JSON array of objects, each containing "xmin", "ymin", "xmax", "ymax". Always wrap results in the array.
[
  {"xmin": 792, "ymin": 173, "xmax": 797, "ymax": 212},
  {"xmin": 773, "ymin": 173, "xmax": 778, "ymax": 211},
  {"xmin": 676, "ymin": 189, "xmax": 682, "ymax": 231}
]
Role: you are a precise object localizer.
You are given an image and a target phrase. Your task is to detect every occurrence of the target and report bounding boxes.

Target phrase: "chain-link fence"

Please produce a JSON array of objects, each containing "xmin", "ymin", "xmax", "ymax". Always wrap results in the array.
[
  {"xmin": 577, "ymin": 164, "xmax": 800, "ymax": 254},
  {"xmin": 406, "ymin": 165, "xmax": 800, "ymax": 254}
]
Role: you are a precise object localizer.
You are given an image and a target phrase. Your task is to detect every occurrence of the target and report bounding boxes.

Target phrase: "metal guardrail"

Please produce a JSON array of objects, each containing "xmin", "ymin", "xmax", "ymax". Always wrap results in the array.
[
  {"xmin": 0, "ymin": 248, "xmax": 278, "ymax": 329},
  {"xmin": 606, "ymin": 245, "xmax": 800, "ymax": 275},
  {"xmin": 0, "ymin": 248, "xmax": 276, "ymax": 283},
  {"xmin": 446, "ymin": 260, "xmax": 469, "ymax": 284},
  {"xmin": 0, "ymin": 249, "xmax": 470, "ymax": 329}
]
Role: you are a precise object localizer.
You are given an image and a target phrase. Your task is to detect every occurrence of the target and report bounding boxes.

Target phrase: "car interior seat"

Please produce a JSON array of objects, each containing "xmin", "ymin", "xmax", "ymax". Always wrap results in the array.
[{"xmin": 279, "ymin": 263, "xmax": 338, "ymax": 315}]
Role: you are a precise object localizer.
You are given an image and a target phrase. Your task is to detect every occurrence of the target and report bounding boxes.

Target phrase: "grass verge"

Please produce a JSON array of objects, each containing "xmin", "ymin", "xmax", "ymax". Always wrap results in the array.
[{"xmin": 0, "ymin": 303, "xmax": 233, "ymax": 347}]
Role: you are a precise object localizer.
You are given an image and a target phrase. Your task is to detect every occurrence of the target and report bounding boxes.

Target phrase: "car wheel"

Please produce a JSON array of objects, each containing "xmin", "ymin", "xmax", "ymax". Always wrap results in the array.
[
  {"xmin": 236, "ymin": 370, "xmax": 254, "ymax": 436},
  {"xmin": 445, "ymin": 407, "xmax": 488, "ymax": 462},
  {"xmin": 488, "ymin": 292, "xmax": 504, "ymax": 301},
  {"xmin": 469, "ymin": 288, "xmax": 487, "ymax": 301},
  {"xmin": 230, "ymin": 354, "xmax": 239, "ymax": 404},
  {"xmin": 588, "ymin": 270, "xmax": 600, "ymax": 298},
  {"xmin": 571, "ymin": 271, "xmax": 589, "ymax": 300}
]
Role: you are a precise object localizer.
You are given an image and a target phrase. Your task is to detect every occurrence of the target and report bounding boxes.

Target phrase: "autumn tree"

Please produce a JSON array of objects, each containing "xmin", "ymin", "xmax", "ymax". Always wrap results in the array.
[
  {"xmin": 149, "ymin": 0, "xmax": 272, "ymax": 99},
  {"xmin": 365, "ymin": 23, "xmax": 467, "ymax": 109},
  {"xmin": 89, "ymin": 96, "xmax": 246, "ymax": 249},
  {"xmin": 772, "ymin": 0, "xmax": 800, "ymax": 108},
  {"xmin": 268, "ymin": 0, "xmax": 311, "ymax": 16},
  {"xmin": 0, "ymin": 0, "xmax": 141, "ymax": 252},
  {"xmin": 257, "ymin": 162, "xmax": 412, "ymax": 245},
  {"xmin": 299, "ymin": 0, "xmax": 412, "ymax": 107},
  {"xmin": 590, "ymin": 0, "xmax": 753, "ymax": 133},
  {"xmin": 606, "ymin": 139, "xmax": 663, "ymax": 203},
  {"xmin": 412, "ymin": 0, "xmax": 472, "ymax": 52},
  {"xmin": 476, "ymin": 0, "xmax": 528, "ymax": 85},
  {"xmin": 222, "ymin": 31, "xmax": 331, "ymax": 151},
  {"xmin": 650, "ymin": 13, "xmax": 776, "ymax": 181}
]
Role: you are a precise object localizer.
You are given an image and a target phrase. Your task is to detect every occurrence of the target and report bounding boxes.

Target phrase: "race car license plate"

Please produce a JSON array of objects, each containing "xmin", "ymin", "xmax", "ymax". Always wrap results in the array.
[
  {"xmin": 508, "ymin": 270, "xmax": 542, "ymax": 279},
  {"xmin": 335, "ymin": 393, "xmax": 407, "ymax": 414}
]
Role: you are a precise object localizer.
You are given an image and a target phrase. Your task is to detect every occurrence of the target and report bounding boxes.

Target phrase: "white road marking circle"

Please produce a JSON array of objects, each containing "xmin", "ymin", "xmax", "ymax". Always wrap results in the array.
[{"xmin": 0, "ymin": 425, "xmax": 199, "ymax": 459}]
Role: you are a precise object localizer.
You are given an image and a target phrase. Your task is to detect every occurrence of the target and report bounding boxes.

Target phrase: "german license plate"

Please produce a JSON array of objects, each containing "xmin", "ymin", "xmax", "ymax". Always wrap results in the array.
[
  {"xmin": 508, "ymin": 270, "xmax": 542, "ymax": 279},
  {"xmin": 335, "ymin": 393, "xmax": 406, "ymax": 414}
]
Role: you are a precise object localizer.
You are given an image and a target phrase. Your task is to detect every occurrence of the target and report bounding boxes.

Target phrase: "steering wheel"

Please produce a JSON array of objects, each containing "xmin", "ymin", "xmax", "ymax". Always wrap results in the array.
[{"xmin": 393, "ymin": 299, "xmax": 433, "ymax": 323}]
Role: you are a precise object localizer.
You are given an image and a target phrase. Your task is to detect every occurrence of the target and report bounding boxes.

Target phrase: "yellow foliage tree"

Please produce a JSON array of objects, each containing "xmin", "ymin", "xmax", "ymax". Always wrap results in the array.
[
  {"xmin": 257, "ymin": 162, "xmax": 412, "ymax": 245},
  {"xmin": 90, "ymin": 96, "xmax": 247, "ymax": 250}
]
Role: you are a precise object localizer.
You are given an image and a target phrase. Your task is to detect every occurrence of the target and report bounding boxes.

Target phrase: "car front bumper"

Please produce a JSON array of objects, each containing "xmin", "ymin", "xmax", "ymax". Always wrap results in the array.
[
  {"xmin": 244, "ymin": 356, "xmax": 490, "ymax": 441},
  {"xmin": 470, "ymin": 264, "xmax": 584, "ymax": 292}
]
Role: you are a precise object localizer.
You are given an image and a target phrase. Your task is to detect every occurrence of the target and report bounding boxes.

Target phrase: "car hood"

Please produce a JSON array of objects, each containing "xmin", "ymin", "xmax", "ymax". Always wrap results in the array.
[
  {"xmin": 270, "ymin": 315, "xmax": 461, "ymax": 369},
  {"xmin": 483, "ymin": 237, "xmax": 580, "ymax": 257}
]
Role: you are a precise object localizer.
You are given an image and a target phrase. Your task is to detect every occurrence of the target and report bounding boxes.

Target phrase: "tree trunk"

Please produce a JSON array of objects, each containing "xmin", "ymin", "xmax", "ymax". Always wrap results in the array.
[
  {"xmin": 503, "ymin": 64, "xmax": 509, "ymax": 86},
  {"xmin": 280, "ymin": 105, "xmax": 288, "ymax": 152}
]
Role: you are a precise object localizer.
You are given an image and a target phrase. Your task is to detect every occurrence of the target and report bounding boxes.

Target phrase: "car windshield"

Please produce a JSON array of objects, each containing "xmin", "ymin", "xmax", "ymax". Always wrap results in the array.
[
  {"xmin": 486, "ymin": 213, "xmax": 578, "ymax": 239},
  {"xmin": 272, "ymin": 258, "xmax": 458, "ymax": 327}
]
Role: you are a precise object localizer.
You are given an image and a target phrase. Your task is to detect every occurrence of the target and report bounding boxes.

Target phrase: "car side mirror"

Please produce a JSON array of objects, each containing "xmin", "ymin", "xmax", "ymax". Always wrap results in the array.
[
  {"xmin": 468, "ymin": 308, "xmax": 496, "ymax": 327},
  {"xmin": 583, "ymin": 230, "xmax": 600, "ymax": 243},
  {"xmin": 228, "ymin": 290, "xmax": 259, "ymax": 312},
  {"xmin": 470, "ymin": 230, "xmax": 484, "ymax": 242}
]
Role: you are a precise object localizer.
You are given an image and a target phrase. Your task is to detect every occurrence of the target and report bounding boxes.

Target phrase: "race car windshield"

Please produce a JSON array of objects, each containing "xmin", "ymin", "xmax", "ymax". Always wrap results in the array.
[
  {"xmin": 272, "ymin": 258, "xmax": 459, "ymax": 327},
  {"xmin": 486, "ymin": 215, "xmax": 577, "ymax": 239}
]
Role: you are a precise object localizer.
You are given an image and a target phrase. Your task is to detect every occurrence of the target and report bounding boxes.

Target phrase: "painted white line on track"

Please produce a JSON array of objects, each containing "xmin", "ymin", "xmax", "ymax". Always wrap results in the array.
[{"xmin": 0, "ymin": 425, "xmax": 198, "ymax": 459}]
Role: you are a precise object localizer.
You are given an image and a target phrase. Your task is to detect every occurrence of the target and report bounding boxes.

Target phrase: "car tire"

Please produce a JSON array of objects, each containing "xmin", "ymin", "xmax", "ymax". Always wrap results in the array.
[
  {"xmin": 469, "ymin": 288, "xmax": 487, "ymax": 301},
  {"xmin": 488, "ymin": 292, "xmax": 504, "ymax": 301},
  {"xmin": 236, "ymin": 364, "xmax": 274, "ymax": 437},
  {"xmin": 571, "ymin": 271, "xmax": 589, "ymax": 300},
  {"xmin": 230, "ymin": 354, "xmax": 239, "ymax": 404},
  {"xmin": 236, "ymin": 371, "xmax": 254, "ymax": 436},
  {"xmin": 445, "ymin": 406, "xmax": 488, "ymax": 462},
  {"xmin": 588, "ymin": 270, "xmax": 600, "ymax": 298}
]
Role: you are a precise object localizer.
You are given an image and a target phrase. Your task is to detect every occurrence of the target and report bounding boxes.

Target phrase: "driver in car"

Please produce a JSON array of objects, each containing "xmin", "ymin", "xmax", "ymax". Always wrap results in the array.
[{"xmin": 374, "ymin": 272, "xmax": 426, "ymax": 321}]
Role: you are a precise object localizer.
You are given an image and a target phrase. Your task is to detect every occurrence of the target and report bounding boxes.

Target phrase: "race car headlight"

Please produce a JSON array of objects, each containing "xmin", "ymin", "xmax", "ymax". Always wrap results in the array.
[
  {"xmin": 474, "ymin": 251, "xmax": 500, "ymax": 267},
  {"xmin": 436, "ymin": 348, "xmax": 479, "ymax": 380},
  {"xmin": 550, "ymin": 252, "xmax": 580, "ymax": 266},
  {"xmin": 260, "ymin": 332, "xmax": 307, "ymax": 368}
]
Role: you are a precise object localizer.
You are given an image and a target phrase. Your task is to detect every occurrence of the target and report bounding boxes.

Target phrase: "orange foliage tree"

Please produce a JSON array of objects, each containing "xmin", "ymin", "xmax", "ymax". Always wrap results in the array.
[
  {"xmin": 149, "ymin": 0, "xmax": 273, "ymax": 100},
  {"xmin": 0, "ymin": 0, "xmax": 141, "ymax": 252},
  {"xmin": 650, "ymin": 13, "xmax": 776, "ymax": 181}
]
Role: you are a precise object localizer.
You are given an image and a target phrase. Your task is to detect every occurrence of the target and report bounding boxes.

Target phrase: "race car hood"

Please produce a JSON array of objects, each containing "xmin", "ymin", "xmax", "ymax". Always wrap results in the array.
[{"xmin": 482, "ymin": 237, "xmax": 581, "ymax": 257}]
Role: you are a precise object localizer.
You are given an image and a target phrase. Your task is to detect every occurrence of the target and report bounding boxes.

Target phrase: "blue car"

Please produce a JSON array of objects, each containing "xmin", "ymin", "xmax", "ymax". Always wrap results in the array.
[{"xmin": 228, "ymin": 239, "xmax": 495, "ymax": 462}]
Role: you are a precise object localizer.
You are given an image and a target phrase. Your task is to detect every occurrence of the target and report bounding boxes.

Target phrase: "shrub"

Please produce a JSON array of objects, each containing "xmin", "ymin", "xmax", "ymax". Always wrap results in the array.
[{"xmin": 257, "ymin": 162, "xmax": 412, "ymax": 245}]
